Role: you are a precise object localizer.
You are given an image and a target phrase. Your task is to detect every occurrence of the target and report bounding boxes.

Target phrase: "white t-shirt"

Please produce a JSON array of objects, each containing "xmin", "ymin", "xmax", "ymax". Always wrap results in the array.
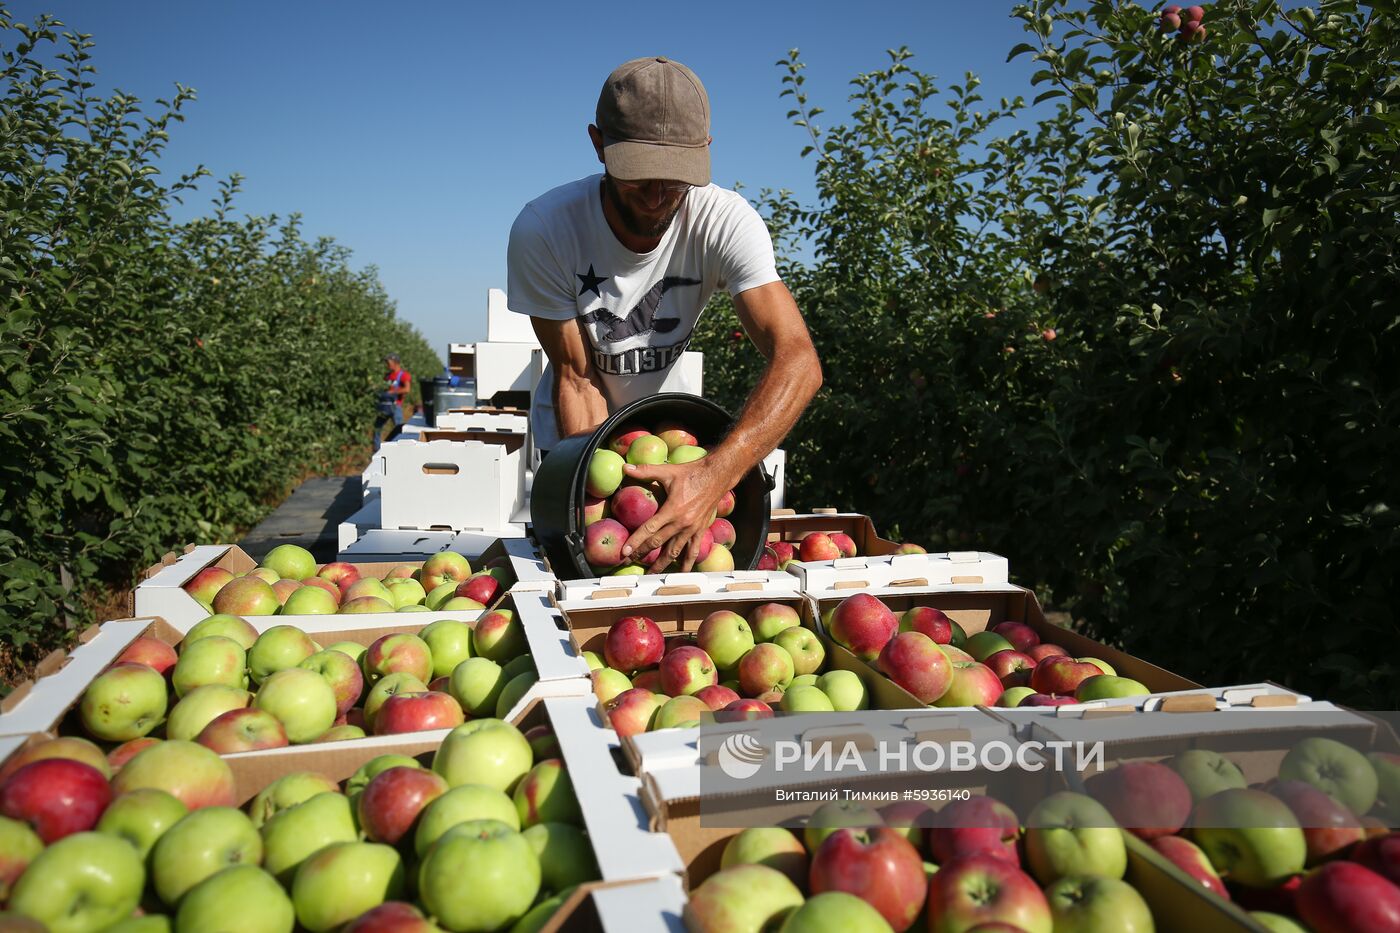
[{"xmin": 507, "ymin": 174, "xmax": 780, "ymax": 449}]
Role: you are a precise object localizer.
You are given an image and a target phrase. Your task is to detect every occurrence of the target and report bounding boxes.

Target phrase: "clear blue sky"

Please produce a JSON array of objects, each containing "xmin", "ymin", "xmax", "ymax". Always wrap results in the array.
[{"xmin": 10, "ymin": 1, "xmax": 1044, "ymax": 359}]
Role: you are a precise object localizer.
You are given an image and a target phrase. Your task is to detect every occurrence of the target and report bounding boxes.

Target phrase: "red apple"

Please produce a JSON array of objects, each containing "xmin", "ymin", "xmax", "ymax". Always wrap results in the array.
[
  {"xmin": 1083, "ymin": 761, "xmax": 1192, "ymax": 840},
  {"xmin": 343, "ymin": 901, "xmax": 439, "ymax": 933},
  {"xmin": 810, "ymin": 827, "xmax": 927, "ymax": 930},
  {"xmin": 607, "ymin": 426, "xmax": 649, "ymax": 457},
  {"xmin": 756, "ymin": 547, "xmax": 779, "ymax": 571},
  {"xmin": 829, "ymin": 532, "xmax": 857, "ymax": 558},
  {"xmin": 363, "ymin": 633, "xmax": 434, "ymax": 685},
  {"xmin": 715, "ymin": 489, "xmax": 736, "ymax": 518},
  {"xmin": 0, "ymin": 759, "xmax": 111, "ymax": 842},
  {"xmin": 603, "ymin": 688, "xmax": 664, "ymax": 738},
  {"xmin": 926, "ymin": 853, "xmax": 1052, "ymax": 933},
  {"xmin": 694, "ymin": 684, "xmax": 741, "ymax": 711},
  {"xmin": 612, "ymin": 485, "xmax": 660, "ymax": 532},
  {"xmin": 1354, "ymin": 833, "xmax": 1400, "ymax": 887},
  {"xmin": 271, "ymin": 578, "xmax": 301, "ymax": 605},
  {"xmin": 582, "ymin": 495, "xmax": 609, "ymax": 526},
  {"xmin": 877, "ymin": 631, "xmax": 952, "ymax": 703},
  {"xmin": 1020, "ymin": 694, "xmax": 1077, "ymax": 707},
  {"xmin": 0, "ymin": 737, "xmax": 111, "ymax": 783},
  {"xmin": 1026, "ymin": 643, "xmax": 1070, "ymax": 663},
  {"xmin": 991, "ymin": 621, "xmax": 1040, "ymax": 652},
  {"xmin": 1269, "ymin": 779, "xmax": 1366, "ymax": 865},
  {"xmin": 799, "ymin": 532, "xmax": 841, "ymax": 562},
  {"xmin": 1151, "ymin": 835, "xmax": 1230, "ymax": 900},
  {"xmin": 769, "ymin": 540, "xmax": 796, "ymax": 569},
  {"xmin": 300, "ymin": 576, "xmax": 343, "ymax": 604},
  {"xmin": 929, "ymin": 796, "xmax": 1021, "ymax": 866},
  {"xmin": 317, "ymin": 561, "xmax": 363, "ymax": 594},
  {"xmin": 984, "ymin": 649, "xmax": 1037, "ymax": 688},
  {"xmin": 115, "ymin": 637, "xmax": 178, "ymax": 676},
  {"xmin": 603, "ymin": 616, "xmax": 665, "ymax": 673},
  {"xmin": 195, "ymin": 707, "xmax": 290, "ymax": 753},
  {"xmin": 358, "ymin": 766, "xmax": 449, "ymax": 846},
  {"xmin": 737, "ymin": 643, "xmax": 795, "ymax": 697},
  {"xmin": 710, "ymin": 518, "xmax": 737, "ymax": 549},
  {"xmin": 1296, "ymin": 861, "xmax": 1400, "ymax": 933},
  {"xmin": 107, "ymin": 737, "xmax": 161, "ymax": 770},
  {"xmin": 584, "ymin": 518, "xmax": 628, "ymax": 569},
  {"xmin": 632, "ymin": 669, "xmax": 664, "ymax": 693},
  {"xmin": 373, "ymin": 691, "xmax": 466, "ymax": 735},
  {"xmin": 900, "ymin": 606, "xmax": 955, "ymax": 644},
  {"xmin": 660, "ymin": 645, "xmax": 718, "ymax": 697},
  {"xmin": 454, "ymin": 574, "xmax": 499, "ymax": 606},
  {"xmin": 1029, "ymin": 656, "xmax": 1101, "ymax": 695},
  {"xmin": 716, "ymin": 699, "xmax": 774, "ymax": 721},
  {"xmin": 184, "ymin": 565, "xmax": 235, "ymax": 607},
  {"xmin": 933, "ymin": 661, "xmax": 1006, "ymax": 707},
  {"xmin": 827, "ymin": 593, "xmax": 898, "ymax": 660},
  {"xmin": 1232, "ymin": 873, "xmax": 1302, "ymax": 915}
]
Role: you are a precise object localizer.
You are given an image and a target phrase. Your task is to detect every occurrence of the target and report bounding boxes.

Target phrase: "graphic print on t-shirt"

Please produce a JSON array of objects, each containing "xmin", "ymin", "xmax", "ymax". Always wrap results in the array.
[{"xmin": 580, "ymin": 274, "xmax": 701, "ymax": 376}]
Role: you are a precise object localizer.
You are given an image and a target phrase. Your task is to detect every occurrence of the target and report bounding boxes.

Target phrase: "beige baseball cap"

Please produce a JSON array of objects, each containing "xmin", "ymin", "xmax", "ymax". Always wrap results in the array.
[{"xmin": 596, "ymin": 56, "xmax": 710, "ymax": 187}]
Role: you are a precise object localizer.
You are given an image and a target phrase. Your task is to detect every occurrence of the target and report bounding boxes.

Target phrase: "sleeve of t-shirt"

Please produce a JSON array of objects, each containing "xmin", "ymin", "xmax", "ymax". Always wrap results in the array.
[
  {"xmin": 506, "ymin": 204, "xmax": 578, "ymax": 321},
  {"xmin": 716, "ymin": 196, "xmax": 782, "ymax": 296}
]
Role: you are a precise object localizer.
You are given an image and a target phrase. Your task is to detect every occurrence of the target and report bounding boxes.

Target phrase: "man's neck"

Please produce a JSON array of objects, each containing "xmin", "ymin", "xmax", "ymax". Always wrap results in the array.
[{"xmin": 598, "ymin": 178, "xmax": 664, "ymax": 254}]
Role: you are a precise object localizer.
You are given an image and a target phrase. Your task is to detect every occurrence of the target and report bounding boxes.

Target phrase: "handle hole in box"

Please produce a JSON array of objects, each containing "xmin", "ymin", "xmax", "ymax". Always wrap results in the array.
[{"xmin": 422, "ymin": 463, "xmax": 460, "ymax": 475}]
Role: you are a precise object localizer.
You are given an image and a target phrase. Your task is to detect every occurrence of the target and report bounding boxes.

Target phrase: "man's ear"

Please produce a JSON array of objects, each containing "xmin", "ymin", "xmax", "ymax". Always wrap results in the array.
[{"xmin": 588, "ymin": 125, "xmax": 606, "ymax": 164}]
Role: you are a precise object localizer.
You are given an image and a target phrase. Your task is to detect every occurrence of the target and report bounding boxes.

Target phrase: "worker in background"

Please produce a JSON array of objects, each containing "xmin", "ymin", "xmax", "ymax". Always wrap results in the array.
[{"xmin": 373, "ymin": 352, "xmax": 412, "ymax": 451}]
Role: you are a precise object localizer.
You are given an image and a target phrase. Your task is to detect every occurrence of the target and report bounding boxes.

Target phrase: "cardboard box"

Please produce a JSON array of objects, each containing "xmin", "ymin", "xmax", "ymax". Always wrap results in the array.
[
  {"xmin": 805, "ymin": 583, "xmax": 1201, "ymax": 695},
  {"xmin": 766, "ymin": 511, "xmax": 902, "ymax": 557},
  {"xmin": 433, "ymin": 408, "xmax": 529, "ymax": 434},
  {"xmin": 789, "ymin": 550, "xmax": 1010, "ymax": 590},
  {"xmin": 378, "ymin": 436, "xmax": 526, "ymax": 532},
  {"xmin": 986, "ymin": 682, "xmax": 1312, "ymax": 737},
  {"xmin": 555, "ymin": 570, "xmax": 801, "ymax": 606}
]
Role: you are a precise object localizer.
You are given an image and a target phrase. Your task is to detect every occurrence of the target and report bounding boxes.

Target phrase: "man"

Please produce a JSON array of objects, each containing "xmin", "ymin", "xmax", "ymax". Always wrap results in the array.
[
  {"xmin": 508, "ymin": 56, "xmax": 821, "ymax": 573},
  {"xmin": 373, "ymin": 353, "xmax": 412, "ymax": 452}
]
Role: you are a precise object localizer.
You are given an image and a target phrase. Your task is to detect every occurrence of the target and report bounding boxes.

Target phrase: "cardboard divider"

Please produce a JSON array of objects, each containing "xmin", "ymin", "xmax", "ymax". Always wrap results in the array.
[
  {"xmin": 555, "ymin": 570, "xmax": 800, "ymax": 605},
  {"xmin": 791, "ymin": 550, "xmax": 1011, "ymax": 590},
  {"xmin": 766, "ymin": 512, "xmax": 900, "ymax": 557}
]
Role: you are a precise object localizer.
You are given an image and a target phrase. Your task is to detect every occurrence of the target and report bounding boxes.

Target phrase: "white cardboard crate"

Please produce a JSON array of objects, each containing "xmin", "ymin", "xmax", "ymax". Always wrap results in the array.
[
  {"xmin": 378, "ymin": 437, "xmax": 526, "ymax": 532},
  {"xmin": 555, "ymin": 569, "xmax": 801, "ymax": 608},
  {"xmin": 789, "ymin": 550, "xmax": 1010, "ymax": 593},
  {"xmin": 592, "ymin": 874, "xmax": 686, "ymax": 932},
  {"xmin": 432, "ymin": 409, "xmax": 529, "ymax": 434}
]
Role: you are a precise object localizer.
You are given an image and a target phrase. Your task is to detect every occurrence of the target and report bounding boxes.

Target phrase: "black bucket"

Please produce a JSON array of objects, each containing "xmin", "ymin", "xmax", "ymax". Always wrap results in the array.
[{"xmin": 531, "ymin": 393, "xmax": 773, "ymax": 579}]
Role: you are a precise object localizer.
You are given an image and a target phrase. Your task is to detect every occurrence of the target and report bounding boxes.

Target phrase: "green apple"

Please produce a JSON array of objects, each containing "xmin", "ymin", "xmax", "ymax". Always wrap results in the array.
[
  {"xmin": 790, "ymin": 673, "xmax": 819, "ymax": 689},
  {"xmin": 1074, "ymin": 675, "xmax": 1150, "ymax": 701},
  {"xmin": 1079, "ymin": 657, "xmax": 1116, "ymax": 676},
  {"xmin": 175, "ymin": 865, "xmax": 294, "ymax": 933},
  {"xmin": 0, "ymin": 815, "xmax": 43, "ymax": 900},
  {"xmin": 291, "ymin": 841, "xmax": 405, "ymax": 932},
  {"xmin": 8, "ymin": 832, "xmax": 145, "ymax": 933},
  {"xmin": 434, "ymin": 719, "xmax": 534, "ymax": 793},
  {"xmin": 398, "ymin": 604, "xmax": 431, "ymax": 612},
  {"xmin": 591, "ymin": 667, "xmax": 632, "ymax": 704},
  {"xmin": 438, "ymin": 596, "xmax": 485, "ymax": 611},
  {"xmin": 667, "ymin": 444, "xmax": 707, "ymax": 464},
  {"xmin": 1025, "ymin": 792, "xmax": 1126, "ymax": 884},
  {"xmin": 684, "ymin": 864, "xmax": 804, "ymax": 933},
  {"xmin": 778, "ymin": 891, "xmax": 892, "ymax": 932},
  {"xmin": 260, "ymin": 792, "xmax": 358, "ymax": 884},
  {"xmin": 473, "ymin": 609, "xmax": 526, "ymax": 661},
  {"xmin": 581, "ymin": 651, "xmax": 605, "ymax": 671},
  {"xmin": 1044, "ymin": 875, "xmax": 1153, "ymax": 933},
  {"xmin": 95, "ymin": 788, "xmax": 188, "ymax": 859},
  {"xmin": 383, "ymin": 578, "xmax": 428, "ymax": 610},
  {"xmin": 314, "ymin": 724, "xmax": 365, "ymax": 742},
  {"xmin": 425, "ymin": 583, "xmax": 458, "ymax": 610},
  {"xmin": 1168, "ymin": 749, "xmax": 1247, "ymax": 801},
  {"xmin": 421, "ymin": 619, "xmax": 474, "ymax": 677},
  {"xmin": 248, "ymin": 772, "xmax": 340, "ymax": 828},
  {"xmin": 253, "ymin": 668, "xmax": 337, "ymax": 743},
  {"xmin": 247, "ymin": 625, "xmax": 318, "ymax": 685},
  {"xmin": 522, "ymin": 822, "xmax": 599, "ymax": 893},
  {"xmin": 1191, "ymin": 788, "xmax": 1306, "ymax": 887},
  {"xmin": 587, "ymin": 448, "xmax": 625, "ymax": 497},
  {"xmin": 152, "ymin": 806, "xmax": 262, "ymax": 906},
  {"xmin": 720, "ymin": 827, "xmax": 808, "ymax": 889},
  {"xmin": 781, "ymin": 685, "xmax": 835, "ymax": 712},
  {"xmin": 500, "ymin": 653, "xmax": 534, "ymax": 682},
  {"xmin": 609, "ymin": 564, "xmax": 646, "ymax": 576},
  {"xmin": 448, "ymin": 657, "xmax": 508, "ymax": 717},
  {"xmin": 1250, "ymin": 912, "xmax": 1310, "ymax": 932},
  {"xmin": 773, "ymin": 627, "xmax": 826, "ymax": 676},
  {"xmin": 415, "ymin": 784, "xmax": 520, "ymax": 857},
  {"xmin": 510, "ymin": 889, "xmax": 573, "ymax": 933},
  {"xmin": 262, "ymin": 545, "xmax": 317, "ymax": 582},
  {"xmin": 183, "ymin": 614, "xmax": 259, "ymax": 651},
  {"xmin": 281, "ymin": 586, "xmax": 338, "ymax": 616},
  {"xmin": 964, "ymin": 631, "xmax": 1015, "ymax": 662},
  {"xmin": 418, "ymin": 820, "xmax": 541, "ymax": 932},
  {"xmin": 1369, "ymin": 752, "xmax": 1400, "ymax": 817},
  {"xmin": 363, "ymin": 671, "xmax": 428, "ymax": 730},
  {"xmin": 817, "ymin": 669, "xmax": 870, "ymax": 712},
  {"xmin": 324, "ymin": 640, "xmax": 367, "ymax": 663},
  {"xmin": 1279, "ymin": 737, "xmax": 1379, "ymax": 816},
  {"xmin": 804, "ymin": 800, "xmax": 883, "ymax": 852},
  {"xmin": 166, "ymin": 684, "xmax": 252, "ymax": 741},
  {"xmin": 106, "ymin": 916, "xmax": 173, "ymax": 933},
  {"xmin": 514, "ymin": 760, "xmax": 580, "ymax": 828},
  {"xmin": 998, "ymin": 686, "xmax": 1037, "ymax": 707},
  {"xmin": 627, "ymin": 435, "xmax": 669, "ymax": 465},
  {"xmin": 172, "ymin": 637, "xmax": 249, "ymax": 697},
  {"xmin": 654, "ymin": 694, "xmax": 709, "ymax": 730},
  {"xmin": 496, "ymin": 670, "xmax": 539, "ymax": 719}
]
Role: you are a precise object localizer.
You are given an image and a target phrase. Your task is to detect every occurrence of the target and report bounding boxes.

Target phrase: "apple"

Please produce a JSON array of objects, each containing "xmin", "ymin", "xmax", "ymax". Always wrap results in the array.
[
  {"xmin": 894, "ymin": 542, "xmax": 926, "ymax": 555},
  {"xmin": 455, "ymin": 573, "xmax": 499, "ymax": 606},
  {"xmin": 7, "ymin": 832, "xmax": 144, "ymax": 932},
  {"xmin": 433, "ymin": 719, "xmax": 534, "ymax": 793},
  {"xmin": 183, "ymin": 615, "xmax": 258, "ymax": 653},
  {"xmin": 1280, "ymin": 737, "xmax": 1380, "ymax": 817},
  {"xmin": 827, "ymin": 594, "xmax": 898, "ymax": 660},
  {"xmin": 176, "ymin": 864, "xmax": 295, "ymax": 932},
  {"xmin": 697, "ymin": 610, "xmax": 755, "ymax": 671},
  {"xmin": 171, "ymin": 635, "xmax": 248, "ymax": 698},
  {"xmin": 604, "ymin": 688, "xmax": 665, "ymax": 738},
  {"xmin": 473, "ymin": 608, "xmax": 526, "ymax": 661},
  {"xmin": 633, "ymin": 669, "xmax": 664, "ymax": 693},
  {"xmin": 254, "ymin": 667, "xmax": 338, "ymax": 743},
  {"xmin": 261, "ymin": 791, "xmax": 358, "ymax": 884},
  {"xmin": 769, "ymin": 540, "xmax": 797, "ymax": 569},
  {"xmin": 657, "ymin": 424, "xmax": 699, "ymax": 451},
  {"xmin": 587, "ymin": 448, "xmax": 626, "ymax": 497},
  {"xmin": 621, "ymin": 433, "xmax": 665, "ymax": 465},
  {"xmin": 587, "ymin": 667, "xmax": 630, "ymax": 704},
  {"xmin": 247, "ymin": 624, "xmax": 317, "ymax": 684},
  {"xmin": 1354, "ymin": 832, "xmax": 1400, "ymax": 886},
  {"xmin": 291, "ymin": 841, "xmax": 405, "ymax": 933},
  {"xmin": 1043, "ymin": 875, "xmax": 1153, "ymax": 933},
  {"xmin": 1083, "ymin": 761, "xmax": 1192, "ymax": 840},
  {"xmin": 375, "ymin": 691, "xmax": 465, "ymax": 735},
  {"xmin": 0, "ymin": 736, "xmax": 111, "ymax": 783},
  {"xmin": 422, "ymin": 581, "xmax": 460, "ymax": 611},
  {"xmin": 929, "ymin": 795, "xmax": 1021, "ymax": 866},
  {"xmin": 997, "ymin": 686, "xmax": 1036, "ymax": 707},
  {"xmin": 260, "ymin": 544, "xmax": 316, "ymax": 582},
  {"xmin": 1193, "ymin": 788, "xmax": 1308, "ymax": 887},
  {"xmin": 415, "ymin": 782, "xmax": 520, "ymax": 858},
  {"xmin": 1296, "ymin": 860, "xmax": 1400, "ymax": 932},
  {"xmin": 654, "ymin": 694, "xmax": 710, "ymax": 729},
  {"xmin": 985, "ymin": 649, "xmax": 1036, "ymax": 688},
  {"xmin": 364, "ymin": 671, "xmax": 428, "ymax": 729},
  {"xmin": 166, "ymin": 684, "xmax": 253, "ymax": 740},
  {"xmin": 443, "ymin": 657, "xmax": 503, "ymax": 718},
  {"xmin": 683, "ymin": 865, "xmax": 804, "ymax": 933},
  {"xmin": 495, "ymin": 670, "xmax": 538, "ymax": 719},
  {"xmin": 1151, "ymin": 835, "xmax": 1230, "ymax": 900},
  {"xmin": 1024, "ymin": 792, "xmax": 1127, "ymax": 884},
  {"xmin": 779, "ymin": 685, "xmax": 834, "ymax": 712},
  {"xmin": 1029, "ymin": 656, "xmax": 1102, "ymax": 696},
  {"xmin": 357, "ymin": 766, "xmax": 450, "ymax": 846},
  {"xmin": 900, "ymin": 606, "xmax": 956, "ymax": 644},
  {"xmin": 1078, "ymin": 657, "xmax": 1116, "ymax": 676},
  {"xmin": 696, "ymin": 543, "xmax": 735, "ymax": 572},
  {"xmin": 715, "ymin": 488, "xmax": 736, "ymax": 518},
  {"xmin": 877, "ymin": 631, "xmax": 952, "ymax": 704},
  {"xmin": 750, "ymin": 603, "xmax": 802, "ymax": 643},
  {"xmin": 666, "ymin": 443, "xmax": 707, "ymax": 464},
  {"xmin": 707, "ymin": 519, "xmax": 736, "ymax": 550},
  {"xmin": 361, "ymin": 632, "xmax": 433, "ymax": 685},
  {"xmin": 212, "ymin": 575, "xmax": 280, "ymax": 616},
  {"xmin": 0, "ymin": 759, "xmax": 111, "ymax": 843},
  {"xmin": 106, "ymin": 737, "xmax": 161, "ymax": 770},
  {"xmin": 604, "ymin": 615, "xmax": 665, "ymax": 673},
  {"xmin": 79, "ymin": 661, "xmax": 169, "ymax": 742},
  {"xmin": 799, "ymin": 532, "xmax": 841, "ymax": 562},
  {"xmin": 300, "ymin": 575, "xmax": 343, "ymax": 604},
  {"xmin": 1075, "ymin": 675, "xmax": 1150, "ymax": 701},
  {"xmin": 806, "ymin": 800, "xmax": 884, "ymax": 852},
  {"xmin": 807, "ymin": 671, "xmax": 865, "ymax": 713},
  {"xmin": 314, "ymin": 724, "xmax": 365, "ymax": 743},
  {"xmin": 720, "ymin": 827, "xmax": 808, "ymax": 888},
  {"xmin": 990, "ymin": 621, "xmax": 1039, "ymax": 652},
  {"xmin": 196, "ymin": 707, "xmax": 289, "ymax": 753},
  {"xmin": 773, "ymin": 626, "xmax": 826, "ymax": 676},
  {"xmin": 932, "ymin": 661, "xmax": 1005, "ymax": 707},
  {"xmin": 1269, "ymin": 779, "xmax": 1366, "ymax": 865},
  {"xmin": 340, "ymin": 595, "xmax": 393, "ymax": 614},
  {"xmin": 1024, "ymin": 642, "xmax": 1067, "ymax": 662},
  {"xmin": 780, "ymin": 891, "xmax": 892, "ymax": 932},
  {"xmin": 278, "ymin": 584, "xmax": 336, "ymax": 615},
  {"xmin": 420, "ymin": 551, "xmax": 474, "ymax": 592},
  {"xmin": 965, "ymin": 631, "xmax": 1016, "ymax": 662},
  {"xmin": 379, "ymin": 578, "xmax": 426, "ymax": 610},
  {"xmin": 1169, "ymin": 749, "xmax": 1247, "ymax": 801},
  {"xmin": 927, "ymin": 853, "xmax": 1052, "ymax": 933},
  {"xmin": 1019, "ymin": 694, "xmax": 1078, "ymax": 707},
  {"xmin": 606, "ymin": 425, "xmax": 648, "ymax": 456},
  {"xmin": 738, "ymin": 643, "xmax": 796, "ymax": 696},
  {"xmin": 810, "ymin": 827, "xmax": 926, "ymax": 930},
  {"xmin": 115, "ymin": 636, "xmax": 179, "ymax": 675},
  {"xmin": 317, "ymin": 561, "xmax": 362, "ymax": 594},
  {"xmin": 0, "ymin": 815, "xmax": 43, "ymax": 899},
  {"xmin": 91, "ymin": 788, "xmax": 185, "ymax": 864},
  {"xmin": 418, "ymin": 820, "xmax": 541, "ymax": 930},
  {"xmin": 521, "ymin": 822, "xmax": 598, "ymax": 894},
  {"xmin": 184, "ymin": 565, "xmax": 236, "ymax": 608},
  {"xmin": 717, "ymin": 698, "xmax": 775, "ymax": 721},
  {"xmin": 111, "ymin": 739, "xmax": 235, "ymax": 811},
  {"xmin": 271, "ymin": 578, "xmax": 302, "ymax": 604},
  {"xmin": 514, "ymin": 759, "xmax": 581, "ymax": 828},
  {"xmin": 298, "ymin": 649, "xmax": 364, "ymax": 714},
  {"xmin": 151, "ymin": 805, "xmax": 262, "ymax": 905},
  {"xmin": 582, "ymin": 494, "xmax": 609, "ymax": 526},
  {"xmin": 1248, "ymin": 914, "xmax": 1309, "ymax": 933},
  {"xmin": 660, "ymin": 645, "xmax": 719, "ymax": 696},
  {"xmin": 611, "ymin": 485, "xmax": 660, "ymax": 531}
]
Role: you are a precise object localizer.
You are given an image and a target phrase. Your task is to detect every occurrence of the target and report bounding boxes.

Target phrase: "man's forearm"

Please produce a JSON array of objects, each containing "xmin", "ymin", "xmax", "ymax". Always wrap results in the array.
[
  {"xmin": 553, "ymin": 370, "xmax": 610, "ymax": 440},
  {"xmin": 708, "ymin": 344, "xmax": 822, "ymax": 490}
]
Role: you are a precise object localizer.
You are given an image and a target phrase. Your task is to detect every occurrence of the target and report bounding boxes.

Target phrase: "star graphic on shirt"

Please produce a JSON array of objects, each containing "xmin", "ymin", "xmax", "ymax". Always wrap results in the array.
[{"xmin": 576, "ymin": 264, "xmax": 609, "ymax": 298}]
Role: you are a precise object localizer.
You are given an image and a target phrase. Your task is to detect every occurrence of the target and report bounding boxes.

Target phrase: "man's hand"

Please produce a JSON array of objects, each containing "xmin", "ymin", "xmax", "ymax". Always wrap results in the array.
[{"xmin": 620, "ymin": 459, "xmax": 731, "ymax": 573}]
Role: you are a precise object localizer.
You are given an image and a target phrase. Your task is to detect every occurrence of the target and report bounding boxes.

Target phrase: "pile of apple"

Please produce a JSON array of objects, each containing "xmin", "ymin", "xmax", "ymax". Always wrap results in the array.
[
  {"xmin": 684, "ymin": 790, "xmax": 1160, "ymax": 932},
  {"xmin": 587, "ymin": 603, "xmax": 875, "ymax": 736},
  {"xmin": 72, "ymin": 605, "xmax": 537, "ymax": 754},
  {"xmin": 583, "ymin": 422, "xmax": 743, "ymax": 575},
  {"xmin": 819, "ymin": 593, "xmax": 1149, "ymax": 709},
  {"xmin": 182, "ymin": 544, "xmax": 509, "ymax": 616},
  {"xmin": 1081, "ymin": 738, "xmax": 1400, "ymax": 932},
  {"xmin": 0, "ymin": 716, "xmax": 597, "ymax": 932},
  {"xmin": 758, "ymin": 534, "xmax": 927, "ymax": 569}
]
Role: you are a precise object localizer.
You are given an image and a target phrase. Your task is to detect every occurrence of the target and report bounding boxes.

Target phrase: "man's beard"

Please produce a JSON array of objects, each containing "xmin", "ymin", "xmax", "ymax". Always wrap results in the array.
[{"xmin": 603, "ymin": 176, "xmax": 686, "ymax": 240}]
